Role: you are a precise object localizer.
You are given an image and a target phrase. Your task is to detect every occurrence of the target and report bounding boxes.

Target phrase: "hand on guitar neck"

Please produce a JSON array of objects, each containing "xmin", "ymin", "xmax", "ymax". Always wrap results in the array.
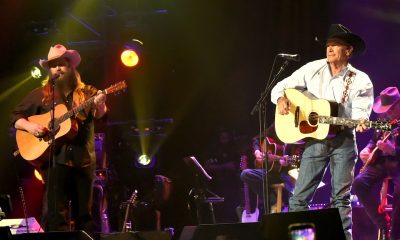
[
  {"xmin": 376, "ymin": 140, "xmax": 396, "ymax": 156},
  {"xmin": 355, "ymin": 118, "xmax": 369, "ymax": 133}
]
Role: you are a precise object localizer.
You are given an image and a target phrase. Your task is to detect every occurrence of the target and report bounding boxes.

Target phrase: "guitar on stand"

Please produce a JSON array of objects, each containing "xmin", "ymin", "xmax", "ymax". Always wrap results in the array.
[
  {"xmin": 121, "ymin": 190, "xmax": 138, "ymax": 232},
  {"xmin": 238, "ymin": 155, "xmax": 259, "ymax": 223}
]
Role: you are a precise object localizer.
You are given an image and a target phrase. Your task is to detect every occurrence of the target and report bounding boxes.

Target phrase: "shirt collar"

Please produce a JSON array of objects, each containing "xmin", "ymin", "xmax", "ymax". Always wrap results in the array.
[{"xmin": 325, "ymin": 60, "xmax": 353, "ymax": 78}]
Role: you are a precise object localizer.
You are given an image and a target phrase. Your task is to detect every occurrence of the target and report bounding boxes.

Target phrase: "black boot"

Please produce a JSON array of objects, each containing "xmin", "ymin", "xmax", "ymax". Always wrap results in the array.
[{"xmin": 378, "ymin": 228, "xmax": 390, "ymax": 240}]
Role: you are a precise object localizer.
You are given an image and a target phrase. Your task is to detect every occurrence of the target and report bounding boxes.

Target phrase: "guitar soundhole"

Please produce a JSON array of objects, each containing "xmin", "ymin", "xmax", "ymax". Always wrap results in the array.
[
  {"xmin": 299, "ymin": 121, "xmax": 318, "ymax": 134},
  {"xmin": 308, "ymin": 112, "xmax": 319, "ymax": 126}
]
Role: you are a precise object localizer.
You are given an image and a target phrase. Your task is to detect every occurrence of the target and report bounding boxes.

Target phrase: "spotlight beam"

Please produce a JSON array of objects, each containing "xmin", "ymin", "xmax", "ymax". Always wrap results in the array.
[
  {"xmin": 67, "ymin": 12, "xmax": 102, "ymax": 37},
  {"xmin": 0, "ymin": 76, "xmax": 33, "ymax": 103}
]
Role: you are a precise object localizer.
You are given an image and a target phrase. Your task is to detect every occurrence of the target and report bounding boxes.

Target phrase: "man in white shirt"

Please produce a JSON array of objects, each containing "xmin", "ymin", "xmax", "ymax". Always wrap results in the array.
[{"xmin": 271, "ymin": 24, "xmax": 374, "ymax": 240}]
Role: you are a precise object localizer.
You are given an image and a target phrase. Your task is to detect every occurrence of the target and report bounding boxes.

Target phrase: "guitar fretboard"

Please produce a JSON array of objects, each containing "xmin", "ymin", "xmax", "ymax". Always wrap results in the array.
[
  {"xmin": 57, "ymin": 97, "xmax": 96, "ymax": 124},
  {"xmin": 318, "ymin": 116, "xmax": 392, "ymax": 131}
]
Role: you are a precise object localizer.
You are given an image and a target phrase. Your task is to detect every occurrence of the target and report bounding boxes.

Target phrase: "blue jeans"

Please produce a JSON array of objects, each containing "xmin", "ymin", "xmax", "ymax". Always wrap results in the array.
[
  {"xmin": 353, "ymin": 160, "xmax": 400, "ymax": 239},
  {"xmin": 240, "ymin": 169, "xmax": 295, "ymax": 210},
  {"xmin": 289, "ymin": 130, "xmax": 357, "ymax": 240}
]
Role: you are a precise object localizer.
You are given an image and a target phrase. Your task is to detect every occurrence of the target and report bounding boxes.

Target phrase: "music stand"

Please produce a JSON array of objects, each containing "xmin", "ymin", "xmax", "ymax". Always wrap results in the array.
[{"xmin": 183, "ymin": 156, "xmax": 224, "ymax": 224}]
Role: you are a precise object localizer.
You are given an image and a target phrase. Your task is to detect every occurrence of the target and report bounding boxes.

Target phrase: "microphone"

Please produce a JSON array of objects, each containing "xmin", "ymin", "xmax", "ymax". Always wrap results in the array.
[
  {"xmin": 277, "ymin": 53, "xmax": 301, "ymax": 62},
  {"xmin": 50, "ymin": 73, "xmax": 60, "ymax": 82}
]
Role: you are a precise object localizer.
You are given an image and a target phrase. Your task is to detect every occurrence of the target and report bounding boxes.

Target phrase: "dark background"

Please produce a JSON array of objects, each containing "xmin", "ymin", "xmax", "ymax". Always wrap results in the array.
[{"xmin": 0, "ymin": 0, "xmax": 399, "ymax": 236}]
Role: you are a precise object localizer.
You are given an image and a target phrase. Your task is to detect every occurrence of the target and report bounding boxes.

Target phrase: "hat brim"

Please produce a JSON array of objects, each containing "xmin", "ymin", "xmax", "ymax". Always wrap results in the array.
[
  {"xmin": 39, "ymin": 50, "xmax": 81, "ymax": 69},
  {"xmin": 373, "ymin": 97, "xmax": 400, "ymax": 113},
  {"xmin": 316, "ymin": 32, "xmax": 366, "ymax": 55},
  {"xmin": 327, "ymin": 32, "xmax": 366, "ymax": 55}
]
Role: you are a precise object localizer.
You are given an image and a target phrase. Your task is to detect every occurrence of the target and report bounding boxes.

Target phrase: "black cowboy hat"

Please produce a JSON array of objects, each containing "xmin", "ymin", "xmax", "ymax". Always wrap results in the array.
[{"xmin": 317, "ymin": 24, "xmax": 366, "ymax": 55}]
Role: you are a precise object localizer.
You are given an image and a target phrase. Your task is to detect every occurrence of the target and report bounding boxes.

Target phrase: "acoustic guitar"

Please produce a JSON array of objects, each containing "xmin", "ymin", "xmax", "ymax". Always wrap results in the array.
[
  {"xmin": 16, "ymin": 81, "xmax": 127, "ymax": 167},
  {"xmin": 275, "ymin": 89, "xmax": 394, "ymax": 143},
  {"xmin": 360, "ymin": 125, "xmax": 399, "ymax": 173},
  {"xmin": 255, "ymin": 137, "xmax": 300, "ymax": 172},
  {"xmin": 238, "ymin": 155, "xmax": 259, "ymax": 223}
]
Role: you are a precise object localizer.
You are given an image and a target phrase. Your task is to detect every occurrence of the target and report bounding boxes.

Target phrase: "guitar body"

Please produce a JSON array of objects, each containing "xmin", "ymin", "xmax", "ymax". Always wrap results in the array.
[
  {"xmin": 16, "ymin": 104, "xmax": 71, "ymax": 166},
  {"xmin": 275, "ymin": 89, "xmax": 336, "ymax": 143},
  {"xmin": 255, "ymin": 137, "xmax": 285, "ymax": 170}
]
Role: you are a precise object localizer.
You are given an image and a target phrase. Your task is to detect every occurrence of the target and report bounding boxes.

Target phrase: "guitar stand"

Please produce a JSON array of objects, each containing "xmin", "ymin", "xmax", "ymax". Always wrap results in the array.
[{"xmin": 189, "ymin": 185, "xmax": 224, "ymax": 224}]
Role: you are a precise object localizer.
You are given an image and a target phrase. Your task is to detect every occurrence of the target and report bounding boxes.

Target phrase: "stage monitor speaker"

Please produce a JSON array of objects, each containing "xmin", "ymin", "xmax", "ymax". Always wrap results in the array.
[
  {"xmin": 261, "ymin": 208, "xmax": 346, "ymax": 240},
  {"xmin": 11, "ymin": 230, "xmax": 93, "ymax": 240},
  {"xmin": 0, "ymin": 226, "xmax": 12, "ymax": 240},
  {"xmin": 0, "ymin": 217, "xmax": 43, "ymax": 235},
  {"xmin": 179, "ymin": 222, "xmax": 263, "ymax": 240},
  {"xmin": 101, "ymin": 231, "xmax": 172, "ymax": 240}
]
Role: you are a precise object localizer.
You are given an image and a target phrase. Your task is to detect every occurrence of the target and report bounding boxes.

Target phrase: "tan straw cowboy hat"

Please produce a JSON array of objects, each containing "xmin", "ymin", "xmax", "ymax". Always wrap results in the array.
[{"xmin": 39, "ymin": 44, "xmax": 81, "ymax": 69}]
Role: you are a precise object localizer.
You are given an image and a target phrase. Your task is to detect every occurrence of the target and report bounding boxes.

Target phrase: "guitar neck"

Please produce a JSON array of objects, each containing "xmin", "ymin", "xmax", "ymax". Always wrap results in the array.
[
  {"xmin": 243, "ymin": 183, "xmax": 251, "ymax": 212},
  {"xmin": 319, "ymin": 116, "xmax": 391, "ymax": 130},
  {"xmin": 57, "ymin": 97, "xmax": 96, "ymax": 124},
  {"xmin": 56, "ymin": 81, "xmax": 127, "ymax": 125}
]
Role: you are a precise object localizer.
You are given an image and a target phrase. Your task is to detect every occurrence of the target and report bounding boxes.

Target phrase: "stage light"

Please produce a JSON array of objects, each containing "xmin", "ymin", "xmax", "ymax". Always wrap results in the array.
[
  {"xmin": 135, "ymin": 153, "xmax": 156, "ymax": 168},
  {"xmin": 30, "ymin": 66, "xmax": 43, "ymax": 79},
  {"xmin": 121, "ymin": 50, "xmax": 139, "ymax": 67},
  {"xmin": 138, "ymin": 154, "xmax": 151, "ymax": 166},
  {"xmin": 120, "ymin": 39, "xmax": 143, "ymax": 68}
]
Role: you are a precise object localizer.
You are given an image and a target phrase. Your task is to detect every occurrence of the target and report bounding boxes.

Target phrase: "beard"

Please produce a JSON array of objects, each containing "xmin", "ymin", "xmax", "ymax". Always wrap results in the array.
[{"xmin": 51, "ymin": 69, "xmax": 74, "ymax": 91}]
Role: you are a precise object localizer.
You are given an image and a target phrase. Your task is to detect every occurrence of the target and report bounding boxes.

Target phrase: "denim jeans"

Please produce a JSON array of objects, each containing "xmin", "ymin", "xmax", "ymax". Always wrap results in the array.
[
  {"xmin": 353, "ymin": 160, "xmax": 400, "ymax": 239},
  {"xmin": 240, "ymin": 168, "xmax": 295, "ymax": 211},
  {"xmin": 289, "ymin": 130, "xmax": 357, "ymax": 240}
]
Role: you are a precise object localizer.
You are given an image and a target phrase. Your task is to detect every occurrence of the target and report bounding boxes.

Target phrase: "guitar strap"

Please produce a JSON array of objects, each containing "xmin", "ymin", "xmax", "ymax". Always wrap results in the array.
[{"xmin": 341, "ymin": 70, "xmax": 356, "ymax": 104}]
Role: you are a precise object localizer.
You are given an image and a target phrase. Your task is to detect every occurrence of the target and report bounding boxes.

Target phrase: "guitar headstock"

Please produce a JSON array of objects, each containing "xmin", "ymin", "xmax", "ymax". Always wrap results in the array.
[
  {"xmin": 373, "ymin": 118, "xmax": 400, "ymax": 131},
  {"xmin": 373, "ymin": 120, "xmax": 394, "ymax": 131},
  {"xmin": 128, "ymin": 189, "xmax": 138, "ymax": 204},
  {"xmin": 104, "ymin": 80, "xmax": 127, "ymax": 95}
]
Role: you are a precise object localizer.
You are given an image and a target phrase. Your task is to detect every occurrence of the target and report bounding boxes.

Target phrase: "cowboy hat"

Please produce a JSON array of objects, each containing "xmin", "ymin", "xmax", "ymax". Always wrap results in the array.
[
  {"xmin": 39, "ymin": 44, "xmax": 81, "ymax": 69},
  {"xmin": 317, "ymin": 24, "xmax": 366, "ymax": 55},
  {"xmin": 373, "ymin": 87, "xmax": 400, "ymax": 113}
]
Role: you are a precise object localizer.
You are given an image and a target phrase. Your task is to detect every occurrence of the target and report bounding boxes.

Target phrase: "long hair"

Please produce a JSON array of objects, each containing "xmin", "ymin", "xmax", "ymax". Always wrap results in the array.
[{"xmin": 41, "ymin": 68, "xmax": 86, "ymax": 107}]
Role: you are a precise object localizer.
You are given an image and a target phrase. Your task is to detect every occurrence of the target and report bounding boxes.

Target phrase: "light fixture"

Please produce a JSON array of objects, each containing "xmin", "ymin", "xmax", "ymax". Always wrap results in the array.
[
  {"xmin": 120, "ymin": 39, "xmax": 143, "ymax": 68},
  {"xmin": 30, "ymin": 66, "xmax": 43, "ymax": 79},
  {"xmin": 135, "ymin": 153, "xmax": 156, "ymax": 168}
]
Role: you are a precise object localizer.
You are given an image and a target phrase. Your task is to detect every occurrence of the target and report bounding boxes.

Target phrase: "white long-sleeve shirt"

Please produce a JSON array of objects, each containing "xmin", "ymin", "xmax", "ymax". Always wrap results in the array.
[{"xmin": 271, "ymin": 58, "xmax": 374, "ymax": 120}]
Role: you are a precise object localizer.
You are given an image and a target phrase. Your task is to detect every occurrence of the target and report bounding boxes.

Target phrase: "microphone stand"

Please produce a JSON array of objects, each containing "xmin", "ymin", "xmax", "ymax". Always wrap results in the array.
[
  {"xmin": 250, "ymin": 57, "xmax": 290, "ymax": 215},
  {"xmin": 50, "ymin": 74, "xmax": 59, "ymax": 168},
  {"xmin": 46, "ymin": 74, "xmax": 59, "ymax": 231}
]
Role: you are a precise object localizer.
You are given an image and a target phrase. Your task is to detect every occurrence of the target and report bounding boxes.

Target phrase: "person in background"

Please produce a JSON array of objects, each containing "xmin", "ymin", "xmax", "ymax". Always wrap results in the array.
[{"xmin": 353, "ymin": 87, "xmax": 400, "ymax": 240}]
